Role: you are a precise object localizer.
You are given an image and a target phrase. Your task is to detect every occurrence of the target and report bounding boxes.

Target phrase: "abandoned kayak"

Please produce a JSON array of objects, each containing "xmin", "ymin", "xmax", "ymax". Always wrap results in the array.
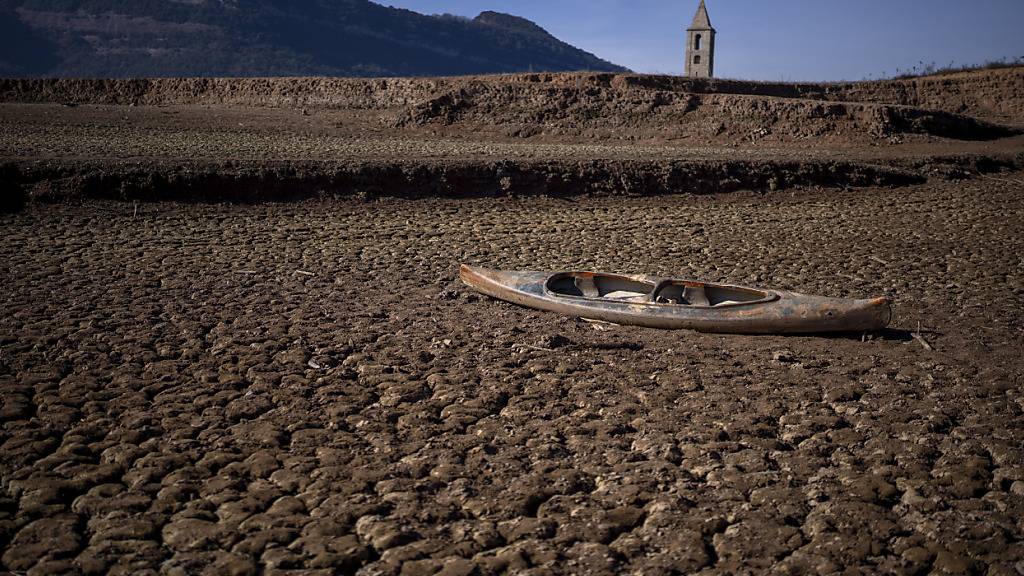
[{"xmin": 459, "ymin": 264, "xmax": 891, "ymax": 334}]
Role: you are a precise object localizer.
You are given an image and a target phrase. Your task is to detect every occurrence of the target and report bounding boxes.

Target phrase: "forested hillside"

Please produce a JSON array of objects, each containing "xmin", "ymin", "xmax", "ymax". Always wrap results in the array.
[{"xmin": 0, "ymin": 0, "xmax": 627, "ymax": 77}]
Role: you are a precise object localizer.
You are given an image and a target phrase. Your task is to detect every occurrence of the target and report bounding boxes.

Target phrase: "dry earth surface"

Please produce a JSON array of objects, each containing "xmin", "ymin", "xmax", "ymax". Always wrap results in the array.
[
  {"xmin": 2, "ymin": 69, "xmax": 1024, "ymax": 575},
  {"xmin": 2, "ymin": 176, "xmax": 1024, "ymax": 575},
  {"xmin": 2, "ymin": 68, "xmax": 1023, "ymax": 205}
]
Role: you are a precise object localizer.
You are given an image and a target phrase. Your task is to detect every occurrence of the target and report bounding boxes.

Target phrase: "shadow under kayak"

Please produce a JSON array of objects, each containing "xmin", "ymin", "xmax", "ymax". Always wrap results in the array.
[{"xmin": 459, "ymin": 264, "xmax": 891, "ymax": 335}]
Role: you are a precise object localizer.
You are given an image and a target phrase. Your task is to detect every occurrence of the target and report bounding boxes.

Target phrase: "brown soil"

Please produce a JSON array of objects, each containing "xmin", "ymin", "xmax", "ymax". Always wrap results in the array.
[
  {"xmin": 2, "ymin": 175, "xmax": 1023, "ymax": 574},
  {"xmin": 2, "ymin": 69, "xmax": 1023, "ymax": 207},
  {"xmin": 4, "ymin": 66, "xmax": 1023, "ymax": 125},
  {"xmin": 1, "ymin": 100, "xmax": 1023, "ymax": 205},
  {"xmin": 2, "ymin": 67, "xmax": 1024, "ymax": 574},
  {"xmin": 3, "ymin": 69, "xmax": 1023, "ymax": 143}
]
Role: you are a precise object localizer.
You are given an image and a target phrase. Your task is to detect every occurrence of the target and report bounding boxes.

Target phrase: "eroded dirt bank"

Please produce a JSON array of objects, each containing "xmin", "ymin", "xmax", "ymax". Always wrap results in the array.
[
  {"xmin": 14, "ymin": 158, "xmax": 932, "ymax": 204},
  {"xmin": 2, "ymin": 102, "xmax": 1022, "ymax": 205},
  {"xmin": 1, "ymin": 175, "xmax": 1022, "ymax": 574},
  {"xmin": 3, "ymin": 67, "xmax": 1022, "ymax": 125},
  {"xmin": 3, "ymin": 69, "xmax": 1023, "ymax": 208}
]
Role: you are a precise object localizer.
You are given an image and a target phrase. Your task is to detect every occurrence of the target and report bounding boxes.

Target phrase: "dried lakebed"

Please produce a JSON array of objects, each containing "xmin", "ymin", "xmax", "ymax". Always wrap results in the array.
[
  {"xmin": 1, "ymin": 176, "xmax": 1023, "ymax": 574},
  {"xmin": 3, "ymin": 103, "xmax": 1023, "ymax": 204}
]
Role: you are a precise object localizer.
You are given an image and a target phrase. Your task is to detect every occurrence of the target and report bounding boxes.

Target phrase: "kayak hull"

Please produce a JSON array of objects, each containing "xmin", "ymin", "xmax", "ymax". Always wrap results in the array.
[{"xmin": 459, "ymin": 264, "xmax": 891, "ymax": 334}]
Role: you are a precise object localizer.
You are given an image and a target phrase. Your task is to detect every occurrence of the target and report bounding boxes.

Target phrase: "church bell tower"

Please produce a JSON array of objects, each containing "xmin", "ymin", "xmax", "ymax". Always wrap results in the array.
[{"xmin": 685, "ymin": 0, "xmax": 715, "ymax": 78}]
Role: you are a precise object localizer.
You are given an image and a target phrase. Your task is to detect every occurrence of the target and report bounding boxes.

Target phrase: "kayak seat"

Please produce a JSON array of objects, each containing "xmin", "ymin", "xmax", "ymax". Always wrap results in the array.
[
  {"xmin": 684, "ymin": 285, "xmax": 712, "ymax": 306},
  {"xmin": 591, "ymin": 275, "xmax": 653, "ymax": 301},
  {"xmin": 574, "ymin": 276, "xmax": 600, "ymax": 298},
  {"xmin": 654, "ymin": 282, "xmax": 710, "ymax": 306},
  {"xmin": 654, "ymin": 280, "xmax": 769, "ymax": 306},
  {"xmin": 548, "ymin": 273, "xmax": 654, "ymax": 301}
]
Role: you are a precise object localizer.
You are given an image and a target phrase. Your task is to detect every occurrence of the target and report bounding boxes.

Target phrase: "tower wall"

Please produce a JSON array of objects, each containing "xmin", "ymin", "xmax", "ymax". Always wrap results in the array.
[{"xmin": 685, "ymin": 29, "xmax": 715, "ymax": 78}]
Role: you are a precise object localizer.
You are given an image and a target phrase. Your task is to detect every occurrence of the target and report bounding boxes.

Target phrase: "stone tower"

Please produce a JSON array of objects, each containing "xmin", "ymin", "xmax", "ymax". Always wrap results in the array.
[{"xmin": 685, "ymin": 0, "xmax": 715, "ymax": 78}]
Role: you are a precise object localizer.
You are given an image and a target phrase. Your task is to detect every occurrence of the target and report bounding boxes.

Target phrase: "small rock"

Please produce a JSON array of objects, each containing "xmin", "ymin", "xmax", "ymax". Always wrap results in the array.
[
  {"xmin": 773, "ymin": 350, "xmax": 798, "ymax": 364},
  {"xmin": 162, "ymin": 518, "xmax": 224, "ymax": 551},
  {"xmin": 225, "ymin": 395, "xmax": 273, "ymax": 421},
  {"xmin": 437, "ymin": 556, "xmax": 477, "ymax": 576},
  {"xmin": 204, "ymin": 551, "xmax": 258, "ymax": 576},
  {"xmin": 436, "ymin": 288, "xmax": 460, "ymax": 300},
  {"xmin": 1010, "ymin": 480, "xmax": 1024, "ymax": 496},
  {"xmin": 355, "ymin": 515, "xmax": 417, "ymax": 551},
  {"xmin": 901, "ymin": 487, "xmax": 927, "ymax": 507},
  {"xmin": 261, "ymin": 546, "xmax": 302, "ymax": 570},
  {"xmin": 401, "ymin": 558, "xmax": 443, "ymax": 576},
  {"xmin": 901, "ymin": 546, "xmax": 933, "ymax": 570},
  {"xmin": 932, "ymin": 550, "xmax": 975, "ymax": 575},
  {"xmin": 27, "ymin": 559, "xmax": 77, "ymax": 576},
  {"xmin": 267, "ymin": 495, "xmax": 307, "ymax": 516},
  {"xmin": 2, "ymin": 516, "xmax": 81, "ymax": 570}
]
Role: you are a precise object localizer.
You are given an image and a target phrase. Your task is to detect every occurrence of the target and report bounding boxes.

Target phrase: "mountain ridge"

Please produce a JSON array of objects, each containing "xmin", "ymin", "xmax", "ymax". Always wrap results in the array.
[{"xmin": 0, "ymin": 0, "xmax": 628, "ymax": 77}]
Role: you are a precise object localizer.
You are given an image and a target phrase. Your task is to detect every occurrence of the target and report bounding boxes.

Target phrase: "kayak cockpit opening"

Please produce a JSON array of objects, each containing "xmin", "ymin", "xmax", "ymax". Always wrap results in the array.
[
  {"xmin": 546, "ymin": 273, "xmax": 654, "ymax": 302},
  {"xmin": 652, "ymin": 281, "xmax": 769, "ymax": 307},
  {"xmin": 546, "ymin": 272, "xmax": 773, "ymax": 307}
]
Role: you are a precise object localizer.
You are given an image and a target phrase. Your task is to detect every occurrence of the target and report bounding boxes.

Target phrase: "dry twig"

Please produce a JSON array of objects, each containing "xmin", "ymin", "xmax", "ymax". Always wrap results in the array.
[
  {"xmin": 513, "ymin": 343, "xmax": 554, "ymax": 353},
  {"xmin": 913, "ymin": 321, "xmax": 934, "ymax": 351},
  {"xmin": 978, "ymin": 173, "xmax": 1024, "ymax": 186}
]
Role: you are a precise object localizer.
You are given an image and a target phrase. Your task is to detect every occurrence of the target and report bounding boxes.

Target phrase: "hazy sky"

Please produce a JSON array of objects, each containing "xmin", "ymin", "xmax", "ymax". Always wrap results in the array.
[{"xmin": 383, "ymin": 0, "xmax": 1024, "ymax": 81}]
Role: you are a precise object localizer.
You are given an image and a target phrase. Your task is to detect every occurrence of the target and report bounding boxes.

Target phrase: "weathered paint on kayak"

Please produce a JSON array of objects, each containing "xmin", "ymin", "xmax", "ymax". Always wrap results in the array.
[{"xmin": 459, "ymin": 264, "xmax": 891, "ymax": 334}]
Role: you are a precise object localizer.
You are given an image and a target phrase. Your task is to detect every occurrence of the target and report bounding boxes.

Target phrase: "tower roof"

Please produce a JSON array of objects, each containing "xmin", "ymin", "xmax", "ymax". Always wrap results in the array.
[{"xmin": 688, "ymin": 0, "xmax": 713, "ymax": 31}]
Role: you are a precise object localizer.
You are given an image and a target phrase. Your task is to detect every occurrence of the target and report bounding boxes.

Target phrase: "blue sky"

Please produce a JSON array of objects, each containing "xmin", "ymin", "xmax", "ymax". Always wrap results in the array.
[{"xmin": 382, "ymin": 0, "xmax": 1024, "ymax": 81}]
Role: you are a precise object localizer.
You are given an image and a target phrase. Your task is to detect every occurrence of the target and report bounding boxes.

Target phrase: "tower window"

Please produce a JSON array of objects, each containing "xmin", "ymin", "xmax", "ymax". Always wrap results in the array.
[
  {"xmin": 695, "ymin": 34, "xmax": 702, "ymax": 50},
  {"xmin": 694, "ymin": 55, "xmax": 701, "ymax": 64}
]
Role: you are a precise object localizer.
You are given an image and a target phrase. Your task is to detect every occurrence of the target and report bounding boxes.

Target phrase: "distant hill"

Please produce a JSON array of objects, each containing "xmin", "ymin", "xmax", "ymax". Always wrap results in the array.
[{"xmin": 0, "ymin": 0, "xmax": 628, "ymax": 77}]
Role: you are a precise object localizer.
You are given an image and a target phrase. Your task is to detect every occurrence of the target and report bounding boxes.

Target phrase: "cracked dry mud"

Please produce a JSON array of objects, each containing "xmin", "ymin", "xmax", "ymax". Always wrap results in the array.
[{"xmin": 2, "ymin": 174, "xmax": 1023, "ymax": 575}]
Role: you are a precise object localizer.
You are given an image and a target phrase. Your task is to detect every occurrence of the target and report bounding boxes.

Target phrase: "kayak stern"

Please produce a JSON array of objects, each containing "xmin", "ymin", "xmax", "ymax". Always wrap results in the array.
[{"xmin": 771, "ymin": 293, "xmax": 891, "ymax": 333}]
